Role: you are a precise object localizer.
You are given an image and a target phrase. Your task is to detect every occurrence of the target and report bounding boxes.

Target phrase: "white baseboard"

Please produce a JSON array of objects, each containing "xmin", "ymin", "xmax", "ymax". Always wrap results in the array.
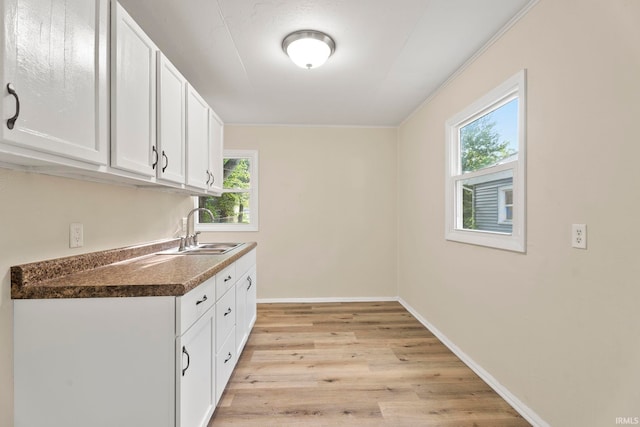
[
  {"xmin": 397, "ymin": 297, "xmax": 549, "ymax": 427},
  {"xmin": 257, "ymin": 296, "xmax": 399, "ymax": 304}
]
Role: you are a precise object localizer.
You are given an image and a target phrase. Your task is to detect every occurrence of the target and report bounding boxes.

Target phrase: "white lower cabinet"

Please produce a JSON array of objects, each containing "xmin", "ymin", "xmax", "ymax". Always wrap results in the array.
[
  {"xmin": 178, "ymin": 306, "xmax": 215, "ymax": 427},
  {"xmin": 214, "ymin": 278, "xmax": 237, "ymax": 404},
  {"xmin": 14, "ymin": 296, "xmax": 177, "ymax": 427},
  {"xmin": 13, "ymin": 250, "xmax": 257, "ymax": 427},
  {"xmin": 235, "ymin": 249, "xmax": 258, "ymax": 355},
  {"xmin": 236, "ymin": 267, "xmax": 257, "ymax": 355},
  {"xmin": 215, "ymin": 325, "xmax": 237, "ymax": 404}
]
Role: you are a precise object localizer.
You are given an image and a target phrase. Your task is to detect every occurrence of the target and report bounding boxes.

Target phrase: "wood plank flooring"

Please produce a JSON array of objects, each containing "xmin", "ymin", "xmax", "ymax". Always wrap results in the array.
[{"xmin": 208, "ymin": 301, "xmax": 530, "ymax": 427}]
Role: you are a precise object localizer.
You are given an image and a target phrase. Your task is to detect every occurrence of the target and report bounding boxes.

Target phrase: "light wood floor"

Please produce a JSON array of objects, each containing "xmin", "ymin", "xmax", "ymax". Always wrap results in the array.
[{"xmin": 208, "ymin": 301, "xmax": 530, "ymax": 426}]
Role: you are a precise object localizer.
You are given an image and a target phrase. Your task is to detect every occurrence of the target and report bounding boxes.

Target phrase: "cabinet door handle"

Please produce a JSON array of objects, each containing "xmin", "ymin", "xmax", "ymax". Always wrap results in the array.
[
  {"xmin": 6, "ymin": 83, "xmax": 20, "ymax": 130},
  {"xmin": 181, "ymin": 346, "xmax": 190, "ymax": 376},
  {"xmin": 195, "ymin": 295, "xmax": 208, "ymax": 305},
  {"xmin": 210, "ymin": 173, "xmax": 215, "ymax": 185},
  {"xmin": 162, "ymin": 151, "xmax": 168, "ymax": 172},
  {"xmin": 247, "ymin": 276, "xmax": 253, "ymax": 290},
  {"xmin": 224, "ymin": 307, "xmax": 232, "ymax": 316},
  {"xmin": 224, "ymin": 275, "xmax": 232, "ymax": 282},
  {"xmin": 224, "ymin": 352, "xmax": 232, "ymax": 363},
  {"xmin": 152, "ymin": 146, "xmax": 158, "ymax": 169},
  {"xmin": 206, "ymin": 170, "xmax": 211, "ymax": 185}
]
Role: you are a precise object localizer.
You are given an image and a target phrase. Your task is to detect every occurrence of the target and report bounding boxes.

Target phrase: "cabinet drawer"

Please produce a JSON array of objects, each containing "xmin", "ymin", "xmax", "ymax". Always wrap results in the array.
[
  {"xmin": 178, "ymin": 276, "xmax": 216, "ymax": 335},
  {"xmin": 215, "ymin": 288, "xmax": 236, "ymax": 352},
  {"xmin": 235, "ymin": 248, "xmax": 256, "ymax": 278},
  {"xmin": 215, "ymin": 263, "xmax": 236, "ymax": 300},
  {"xmin": 215, "ymin": 326, "xmax": 236, "ymax": 404}
]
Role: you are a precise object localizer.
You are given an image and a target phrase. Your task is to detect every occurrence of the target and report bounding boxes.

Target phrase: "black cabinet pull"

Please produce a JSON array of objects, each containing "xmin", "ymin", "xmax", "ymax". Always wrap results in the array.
[
  {"xmin": 224, "ymin": 352, "xmax": 232, "ymax": 363},
  {"xmin": 181, "ymin": 346, "xmax": 190, "ymax": 376},
  {"xmin": 7, "ymin": 83, "xmax": 20, "ymax": 130},
  {"xmin": 224, "ymin": 307, "xmax": 232, "ymax": 316},
  {"xmin": 224, "ymin": 275, "xmax": 232, "ymax": 282},
  {"xmin": 206, "ymin": 170, "xmax": 211, "ymax": 185},
  {"xmin": 162, "ymin": 151, "xmax": 168, "ymax": 172},
  {"xmin": 247, "ymin": 276, "xmax": 253, "ymax": 290},
  {"xmin": 152, "ymin": 146, "xmax": 158, "ymax": 169},
  {"xmin": 195, "ymin": 295, "xmax": 208, "ymax": 305}
]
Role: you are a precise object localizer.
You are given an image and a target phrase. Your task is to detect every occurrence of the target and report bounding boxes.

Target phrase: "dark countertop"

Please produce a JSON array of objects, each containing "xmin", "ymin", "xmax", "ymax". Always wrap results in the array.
[{"xmin": 11, "ymin": 239, "xmax": 257, "ymax": 299}]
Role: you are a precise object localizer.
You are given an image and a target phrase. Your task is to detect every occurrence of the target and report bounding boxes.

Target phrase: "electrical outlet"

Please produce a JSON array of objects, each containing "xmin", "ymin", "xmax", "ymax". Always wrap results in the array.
[
  {"xmin": 572, "ymin": 224, "xmax": 587, "ymax": 249},
  {"xmin": 181, "ymin": 217, "xmax": 188, "ymax": 232},
  {"xmin": 70, "ymin": 223, "xmax": 83, "ymax": 248}
]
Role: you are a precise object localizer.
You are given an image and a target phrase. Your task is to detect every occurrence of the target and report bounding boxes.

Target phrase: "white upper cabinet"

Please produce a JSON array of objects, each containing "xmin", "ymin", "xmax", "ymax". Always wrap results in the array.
[
  {"xmin": 157, "ymin": 54, "xmax": 187, "ymax": 185},
  {"xmin": 186, "ymin": 85, "xmax": 210, "ymax": 190},
  {"xmin": 208, "ymin": 110, "xmax": 224, "ymax": 194},
  {"xmin": 1, "ymin": 0, "xmax": 108, "ymax": 165},
  {"xmin": 110, "ymin": 1, "xmax": 158, "ymax": 177},
  {"xmin": 1, "ymin": 0, "xmax": 225, "ymax": 194}
]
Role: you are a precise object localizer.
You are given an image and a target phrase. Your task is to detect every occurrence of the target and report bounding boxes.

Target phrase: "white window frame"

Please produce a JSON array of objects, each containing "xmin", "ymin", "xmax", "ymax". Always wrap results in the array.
[
  {"xmin": 195, "ymin": 149, "xmax": 259, "ymax": 232},
  {"xmin": 498, "ymin": 185, "xmax": 513, "ymax": 224},
  {"xmin": 444, "ymin": 70, "xmax": 526, "ymax": 252}
]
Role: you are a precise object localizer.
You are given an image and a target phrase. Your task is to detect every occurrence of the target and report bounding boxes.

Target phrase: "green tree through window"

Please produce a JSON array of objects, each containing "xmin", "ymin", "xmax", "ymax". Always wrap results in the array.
[{"xmin": 200, "ymin": 158, "xmax": 251, "ymax": 224}]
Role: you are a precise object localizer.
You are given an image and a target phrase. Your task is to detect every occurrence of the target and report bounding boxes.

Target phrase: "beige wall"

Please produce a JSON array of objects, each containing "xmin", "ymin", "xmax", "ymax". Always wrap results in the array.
[
  {"xmin": 0, "ymin": 170, "xmax": 193, "ymax": 427},
  {"xmin": 201, "ymin": 125, "xmax": 398, "ymax": 301},
  {"xmin": 398, "ymin": 0, "xmax": 640, "ymax": 426}
]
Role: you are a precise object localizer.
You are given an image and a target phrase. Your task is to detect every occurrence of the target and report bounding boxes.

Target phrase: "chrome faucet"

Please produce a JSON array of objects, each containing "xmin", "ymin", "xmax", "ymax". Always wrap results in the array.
[{"xmin": 182, "ymin": 207, "xmax": 214, "ymax": 250}]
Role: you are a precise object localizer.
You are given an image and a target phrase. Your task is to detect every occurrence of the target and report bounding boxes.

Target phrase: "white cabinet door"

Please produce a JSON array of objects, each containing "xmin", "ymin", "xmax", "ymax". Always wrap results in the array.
[
  {"xmin": 178, "ymin": 306, "xmax": 215, "ymax": 427},
  {"xmin": 208, "ymin": 110, "xmax": 224, "ymax": 193},
  {"xmin": 157, "ymin": 54, "xmax": 186, "ymax": 184},
  {"xmin": 110, "ymin": 1, "xmax": 157, "ymax": 177},
  {"xmin": 236, "ymin": 267, "xmax": 257, "ymax": 355},
  {"xmin": 1, "ymin": 0, "xmax": 108, "ymax": 165},
  {"xmin": 235, "ymin": 274, "xmax": 248, "ymax": 355},
  {"xmin": 215, "ymin": 327, "xmax": 236, "ymax": 405},
  {"xmin": 246, "ymin": 267, "xmax": 257, "ymax": 331},
  {"xmin": 186, "ymin": 85, "xmax": 210, "ymax": 190}
]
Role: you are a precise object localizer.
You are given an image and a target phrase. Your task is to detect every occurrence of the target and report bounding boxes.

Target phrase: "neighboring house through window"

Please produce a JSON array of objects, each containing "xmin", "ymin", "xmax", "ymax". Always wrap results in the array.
[
  {"xmin": 445, "ymin": 70, "xmax": 526, "ymax": 252},
  {"xmin": 498, "ymin": 184, "xmax": 513, "ymax": 224},
  {"xmin": 196, "ymin": 149, "xmax": 259, "ymax": 231}
]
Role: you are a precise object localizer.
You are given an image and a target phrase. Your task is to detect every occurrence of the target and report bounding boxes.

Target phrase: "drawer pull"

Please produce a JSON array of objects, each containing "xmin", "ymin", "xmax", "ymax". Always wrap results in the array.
[
  {"xmin": 152, "ymin": 146, "xmax": 158, "ymax": 169},
  {"xmin": 223, "ymin": 307, "xmax": 232, "ymax": 316},
  {"xmin": 247, "ymin": 276, "xmax": 253, "ymax": 290},
  {"xmin": 224, "ymin": 275, "xmax": 232, "ymax": 282},
  {"xmin": 224, "ymin": 352, "xmax": 232, "ymax": 363},
  {"xmin": 6, "ymin": 83, "xmax": 20, "ymax": 130},
  {"xmin": 161, "ymin": 151, "xmax": 169, "ymax": 172},
  {"xmin": 181, "ymin": 346, "xmax": 190, "ymax": 376},
  {"xmin": 195, "ymin": 295, "xmax": 208, "ymax": 305}
]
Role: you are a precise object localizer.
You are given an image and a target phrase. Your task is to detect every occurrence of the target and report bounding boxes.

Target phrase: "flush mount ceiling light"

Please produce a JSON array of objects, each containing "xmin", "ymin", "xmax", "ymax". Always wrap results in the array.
[{"xmin": 282, "ymin": 30, "xmax": 336, "ymax": 70}]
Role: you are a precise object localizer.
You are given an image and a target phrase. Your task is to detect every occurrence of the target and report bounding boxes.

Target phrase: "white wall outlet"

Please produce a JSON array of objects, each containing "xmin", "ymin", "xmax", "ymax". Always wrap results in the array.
[
  {"xmin": 572, "ymin": 223, "xmax": 587, "ymax": 249},
  {"xmin": 181, "ymin": 217, "xmax": 188, "ymax": 232},
  {"xmin": 70, "ymin": 223, "xmax": 83, "ymax": 248}
]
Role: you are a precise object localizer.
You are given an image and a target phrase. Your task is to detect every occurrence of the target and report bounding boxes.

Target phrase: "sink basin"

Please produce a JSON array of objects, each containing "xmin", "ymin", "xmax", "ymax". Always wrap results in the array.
[{"xmin": 158, "ymin": 242, "xmax": 243, "ymax": 255}]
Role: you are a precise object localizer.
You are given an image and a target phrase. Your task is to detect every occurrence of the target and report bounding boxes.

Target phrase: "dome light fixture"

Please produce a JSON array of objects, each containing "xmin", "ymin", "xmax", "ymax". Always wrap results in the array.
[{"xmin": 282, "ymin": 30, "xmax": 336, "ymax": 70}]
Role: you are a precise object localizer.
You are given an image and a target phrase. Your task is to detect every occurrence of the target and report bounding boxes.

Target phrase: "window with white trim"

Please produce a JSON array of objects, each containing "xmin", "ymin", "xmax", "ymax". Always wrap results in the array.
[
  {"xmin": 196, "ymin": 149, "xmax": 258, "ymax": 231},
  {"xmin": 445, "ymin": 70, "xmax": 526, "ymax": 252}
]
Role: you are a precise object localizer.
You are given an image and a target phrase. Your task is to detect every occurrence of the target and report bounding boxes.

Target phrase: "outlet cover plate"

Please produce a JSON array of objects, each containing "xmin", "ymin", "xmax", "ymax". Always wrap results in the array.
[
  {"xmin": 70, "ymin": 223, "xmax": 83, "ymax": 248},
  {"xmin": 572, "ymin": 223, "xmax": 587, "ymax": 249}
]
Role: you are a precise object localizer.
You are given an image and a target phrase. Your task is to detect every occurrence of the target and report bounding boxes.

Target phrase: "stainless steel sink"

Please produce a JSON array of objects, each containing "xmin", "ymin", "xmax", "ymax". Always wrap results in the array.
[{"xmin": 158, "ymin": 242, "xmax": 243, "ymax": 255}]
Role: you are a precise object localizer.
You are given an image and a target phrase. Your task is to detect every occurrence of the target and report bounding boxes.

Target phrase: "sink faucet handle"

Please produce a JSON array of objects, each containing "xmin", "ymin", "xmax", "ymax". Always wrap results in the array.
[{"xmin": 193, "ymin": 231, "xmax": 201, "ymax": 246}]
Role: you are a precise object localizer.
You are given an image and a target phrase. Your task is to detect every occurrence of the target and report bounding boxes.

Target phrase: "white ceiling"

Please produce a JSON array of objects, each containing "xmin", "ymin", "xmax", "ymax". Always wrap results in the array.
[{"xmin": 118, "ymin": 0, "xmax": 534, "ymax": 127}]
